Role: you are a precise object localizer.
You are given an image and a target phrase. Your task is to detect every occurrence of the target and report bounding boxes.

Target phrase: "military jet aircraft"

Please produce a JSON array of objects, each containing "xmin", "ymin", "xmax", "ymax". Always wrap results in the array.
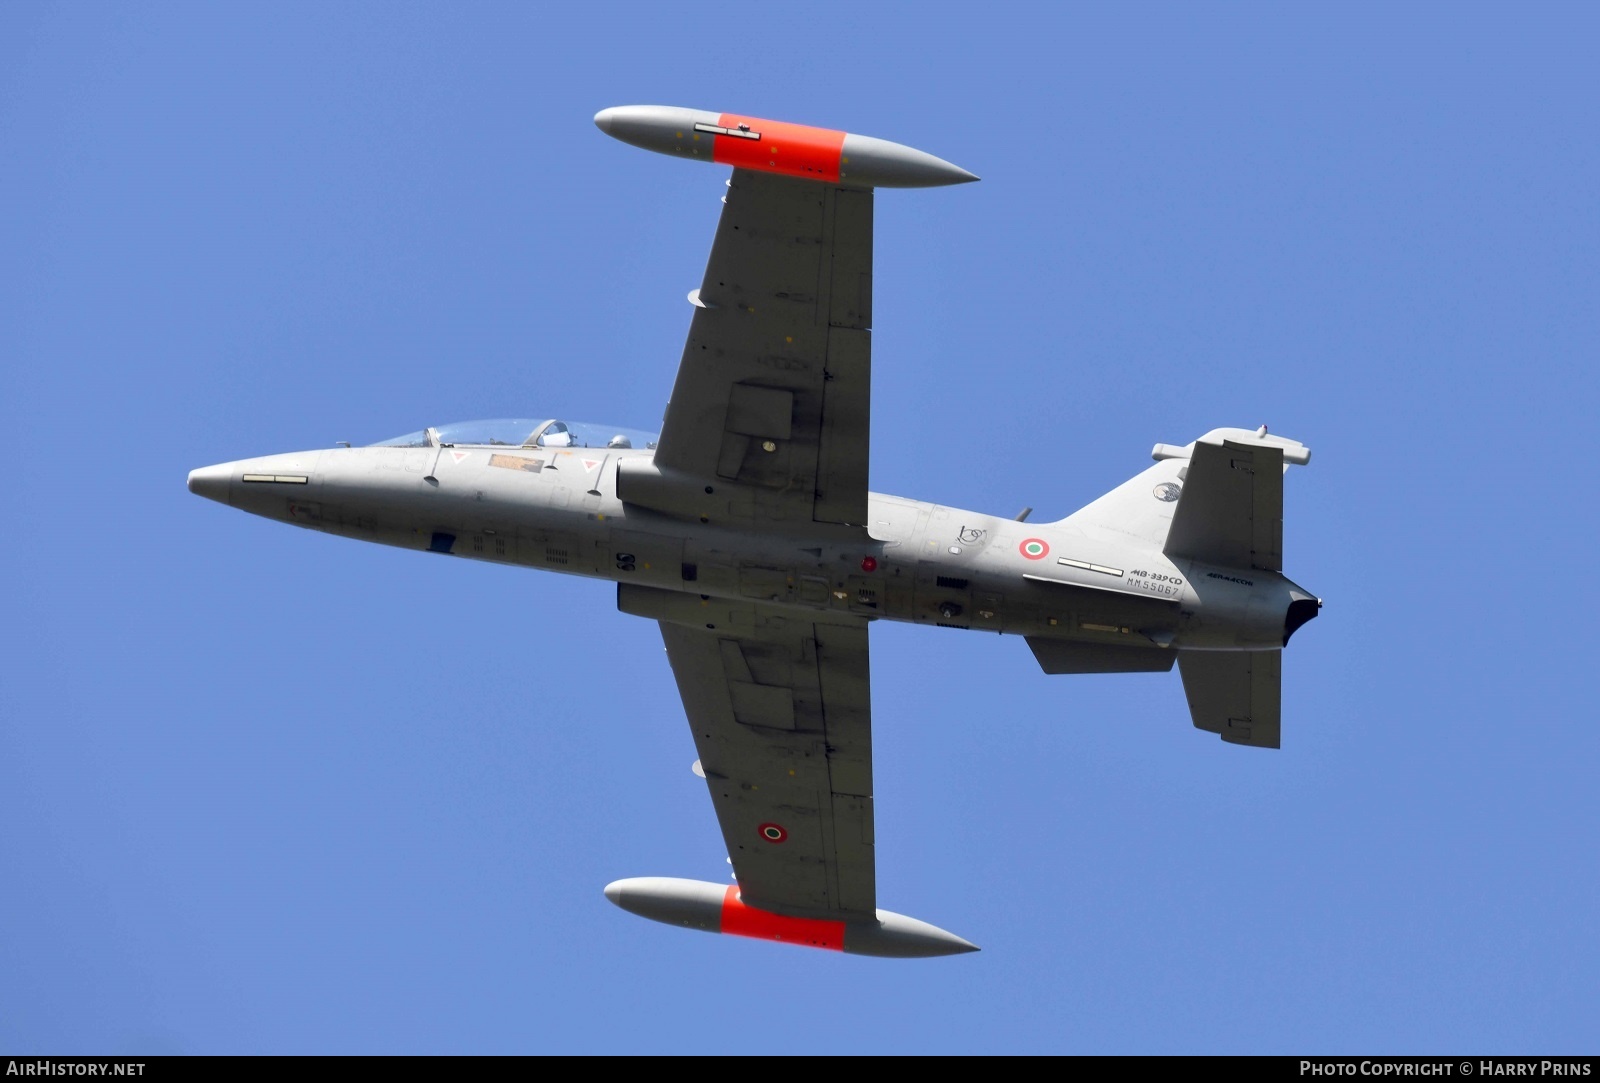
[{"xmin": 188, "ymin": 105, "xmax": 1319, "ymax": 958}]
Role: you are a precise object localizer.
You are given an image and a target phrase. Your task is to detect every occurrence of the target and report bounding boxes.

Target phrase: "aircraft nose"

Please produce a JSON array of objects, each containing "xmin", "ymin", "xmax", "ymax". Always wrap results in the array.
[{"xmin": 187, "ymin": 463, "xmax": 233, "ymax": 505}]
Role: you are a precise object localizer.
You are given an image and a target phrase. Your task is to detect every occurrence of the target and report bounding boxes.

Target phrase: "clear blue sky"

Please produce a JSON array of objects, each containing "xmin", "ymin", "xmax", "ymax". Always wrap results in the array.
[{"xmin": 3, "ymin": 1, "xmax": 1596, "ymax": 1054}]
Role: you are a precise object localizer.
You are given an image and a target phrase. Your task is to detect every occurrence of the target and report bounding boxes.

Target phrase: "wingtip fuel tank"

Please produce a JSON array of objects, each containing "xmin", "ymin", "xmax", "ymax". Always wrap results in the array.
[
  {"xmin": 604, "ymin": 877, "xmax": 979, "ymax": 958},
  {"xmin": 593, "ymin": 105, "xmax": 978, "ymax": 188}
]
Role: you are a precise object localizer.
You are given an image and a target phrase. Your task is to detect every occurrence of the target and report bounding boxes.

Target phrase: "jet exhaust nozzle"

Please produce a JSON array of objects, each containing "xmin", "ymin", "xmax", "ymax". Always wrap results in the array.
[{"xmin": 1283, "ymin": 592, "xmax": 1320, "ymax": 646}]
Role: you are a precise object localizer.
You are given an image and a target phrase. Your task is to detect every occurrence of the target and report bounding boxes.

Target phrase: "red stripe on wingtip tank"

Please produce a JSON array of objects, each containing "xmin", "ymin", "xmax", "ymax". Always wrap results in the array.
[
  {"xmin": 713, "ymin": 113, "xmax": 845, "ymax": 182},
  {"xmin": 720, "ymin": 885, "xmax": 846, "ymax": 951}
]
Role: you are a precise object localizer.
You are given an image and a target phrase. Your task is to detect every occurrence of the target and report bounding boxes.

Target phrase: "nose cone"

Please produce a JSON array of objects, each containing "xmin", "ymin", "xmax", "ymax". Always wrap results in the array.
[{"xmin": 187, "ymin": 463, "xmax": 233, "ymax": 505}]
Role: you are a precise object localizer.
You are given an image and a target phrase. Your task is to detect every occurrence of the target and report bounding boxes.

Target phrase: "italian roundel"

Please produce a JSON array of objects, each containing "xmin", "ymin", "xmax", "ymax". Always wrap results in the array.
[{"xmin": 1018, "ymin": 538, "xmax": 1050, "ymax": 560}]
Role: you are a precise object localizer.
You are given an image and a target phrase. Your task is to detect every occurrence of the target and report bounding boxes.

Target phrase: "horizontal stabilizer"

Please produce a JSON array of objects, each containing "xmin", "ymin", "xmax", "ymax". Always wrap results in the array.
[
  {"xmin": 1027, "ymin": 638, "xmax": 1175, "ymax": 675},
  {"xmin": 1177, "ymin": 650, "xmax": 1282, "ymax": 749},
  {"xmin": 1164, "ymin": 434, "xmax": 1292, "ymax": 571}
]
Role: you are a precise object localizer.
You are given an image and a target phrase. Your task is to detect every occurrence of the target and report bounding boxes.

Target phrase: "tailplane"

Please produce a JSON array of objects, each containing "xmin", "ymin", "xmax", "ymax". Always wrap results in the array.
[
  {"xmin": 1177, "ymin": 649, "xmax": 1281, "ymax": 749},
  {"xmin": 1158, "ymin": 428, "xmax": 1309, "ymax": 572}
]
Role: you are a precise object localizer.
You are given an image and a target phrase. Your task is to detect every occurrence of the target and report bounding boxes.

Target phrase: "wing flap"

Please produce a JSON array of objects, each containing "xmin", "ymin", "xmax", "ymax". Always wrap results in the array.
[{"xmin": 814, "ymin": 326, "xmax": 871, "ymax": 525}]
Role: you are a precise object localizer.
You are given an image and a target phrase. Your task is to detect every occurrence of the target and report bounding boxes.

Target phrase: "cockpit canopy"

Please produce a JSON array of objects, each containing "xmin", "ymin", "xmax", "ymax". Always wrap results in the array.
[{"xmin": 371, "ymin": 418, "xmax": 659, "ymax": 451}]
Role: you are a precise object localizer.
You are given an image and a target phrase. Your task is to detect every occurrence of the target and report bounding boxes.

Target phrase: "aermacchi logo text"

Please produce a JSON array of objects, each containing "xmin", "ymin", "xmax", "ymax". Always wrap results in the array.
[
  {"xmin": 1207, "ymin": 572, "xmax": 1254, "ymax": 586},
  {"xmin": 1018, "ymin": 538, "xmax": 1050, "ymax": 560}
]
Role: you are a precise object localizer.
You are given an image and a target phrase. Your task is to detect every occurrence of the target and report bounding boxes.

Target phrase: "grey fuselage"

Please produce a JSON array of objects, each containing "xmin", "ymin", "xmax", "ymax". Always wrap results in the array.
[{"xmin": 189, "ymin": 442, "xmax": 1304, "ymax": 654}]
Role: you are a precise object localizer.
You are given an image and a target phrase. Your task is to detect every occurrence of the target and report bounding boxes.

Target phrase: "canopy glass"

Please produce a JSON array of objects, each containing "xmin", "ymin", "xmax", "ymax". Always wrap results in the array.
[{"xmin": 371, "ymin": 418, "xmax": 659, "ymax": 451}]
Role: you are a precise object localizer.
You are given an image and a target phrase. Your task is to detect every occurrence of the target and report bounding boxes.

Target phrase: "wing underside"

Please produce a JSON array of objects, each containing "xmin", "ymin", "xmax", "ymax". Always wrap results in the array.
[
  {"xmin": 651, "ymin": 169, "xmax": 874, "ymax": 530},
  {"xmin": 637, "ymin": 588, "xmax": 876, "ymax": 919}
]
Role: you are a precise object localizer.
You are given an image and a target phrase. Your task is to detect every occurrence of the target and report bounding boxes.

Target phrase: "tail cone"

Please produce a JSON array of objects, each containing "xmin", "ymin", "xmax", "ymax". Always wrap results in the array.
[{"xmin": 1284, "ymin": 596, "xmax": 1321, "ymax": 646}]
